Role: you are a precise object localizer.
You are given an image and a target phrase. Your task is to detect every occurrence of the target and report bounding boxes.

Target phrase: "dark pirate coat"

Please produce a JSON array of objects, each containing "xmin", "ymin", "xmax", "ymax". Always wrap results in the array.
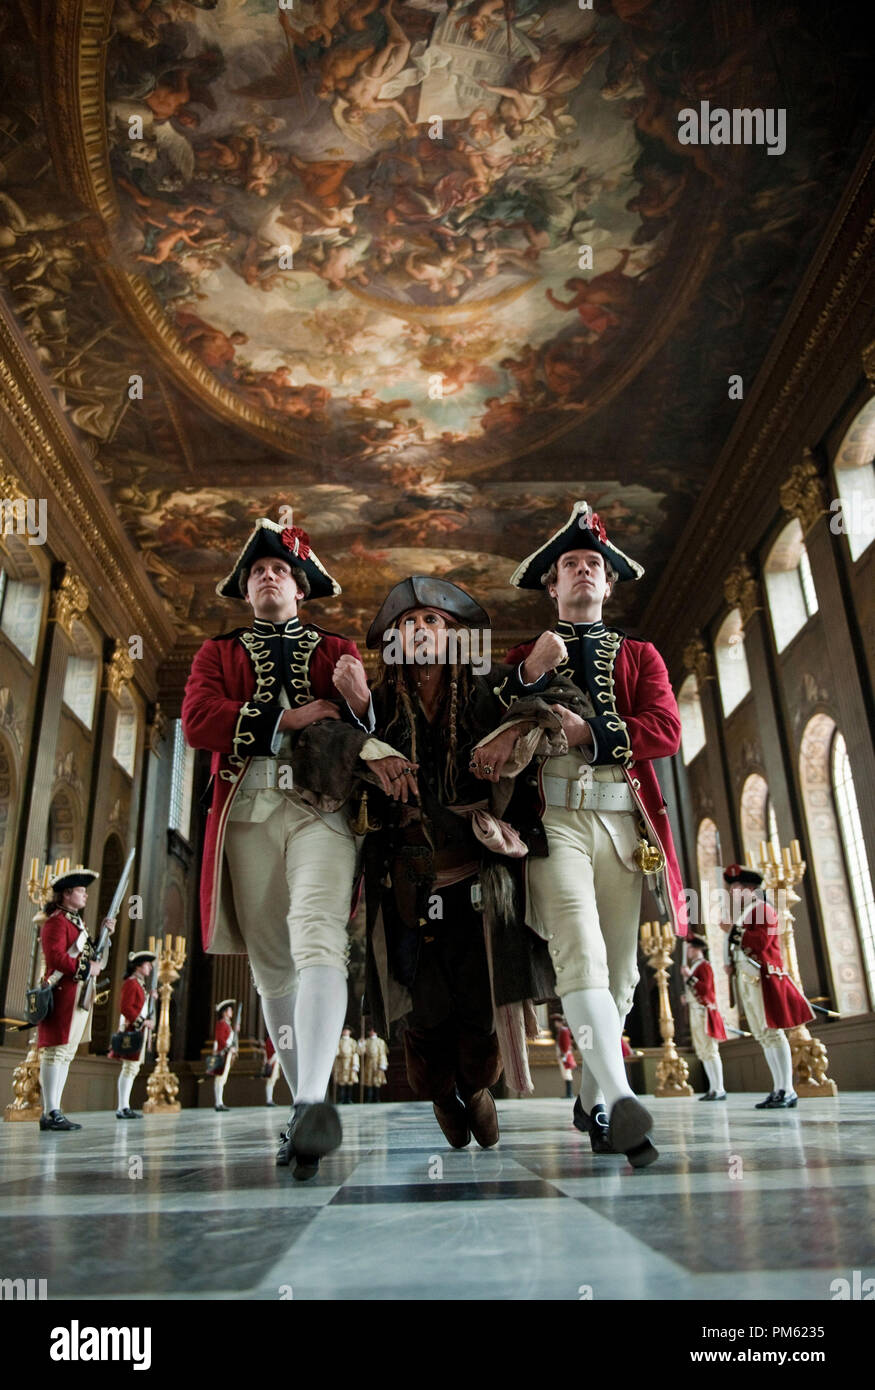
[
  {"xmin": 502, "ymin": 619, "xmax": 689, "ymax": 935},
  {"xmin": 181, "ymin": 615, "xmax": 364, "ymax": 954}
]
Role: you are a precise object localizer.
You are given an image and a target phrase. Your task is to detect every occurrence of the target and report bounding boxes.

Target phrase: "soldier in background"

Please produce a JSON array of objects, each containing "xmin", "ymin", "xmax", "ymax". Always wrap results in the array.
[
  {"xmin": 212, "ymin": 999, "xmax": 238, "ymax": 1111},
  {"xmin": 680, "ymin": 935, "xmax": 727, "ymax": 1101},
  {"xmin": 333, "ymin": 1026, "xmax": 359, "ymax": 1103},
  {"xmin": 110, "ymin": 949, "xmax": 157, "ymax": 1119},
  {"xmin": 360, "ymin": 1027, "xmax": 389, "ymax": 1101},
  {"xmin": 37, "ymin": 868, "xmax": 116, "ymax": 1132},
  {"xmin": 721, "ymin": 864, "xmax": 814, "ymax": 1109}
]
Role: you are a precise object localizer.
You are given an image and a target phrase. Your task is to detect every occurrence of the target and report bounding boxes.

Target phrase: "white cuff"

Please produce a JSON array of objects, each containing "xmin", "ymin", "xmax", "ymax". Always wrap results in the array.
[
  {"xmin": 348, "ymin": 693, "xmax": 375, "ymax": 733},
  {"xmin": 360, "ymin": 737, "xmax": 406, "ymax": 761}
]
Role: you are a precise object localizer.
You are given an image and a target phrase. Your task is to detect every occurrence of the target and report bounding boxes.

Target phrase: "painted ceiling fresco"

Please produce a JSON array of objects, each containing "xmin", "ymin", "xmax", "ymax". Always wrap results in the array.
[{"xmin": 0, "ymin": 0, "xmax": 873, "ymax": 656}]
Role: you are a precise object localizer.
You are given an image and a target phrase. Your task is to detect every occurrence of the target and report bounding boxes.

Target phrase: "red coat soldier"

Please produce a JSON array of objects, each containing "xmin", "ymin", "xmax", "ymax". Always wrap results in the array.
[
  {"xmin": 109, "ymin": 949, "xmax": 157, "ymax": 1119},
  {"xmin": 681, "ymin": 935, "xmax": 727, "ymax": 1101},
  {"xmin": 37, "ymin": 867, "xmax": 116, "ymax": 1131},
  {"xmin": 211, "ymin": 1000, "xmax": 237, "ymax": 1111},
  {"xmin": 474, "ymin": 500, "xmax": 687, "ymax": 1166},
  {"xmin": 721, "ymin": 863, "xmax": 815, "ymax": 1108}
]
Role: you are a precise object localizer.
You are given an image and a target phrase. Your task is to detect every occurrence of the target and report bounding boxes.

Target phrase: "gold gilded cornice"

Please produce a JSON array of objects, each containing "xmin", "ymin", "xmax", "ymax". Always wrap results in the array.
[
  {"xmin": 643, "ymin": 129, "xmax": 875, "ymax": 663},
  {"xmin": 723, "ymin": 555, "xmax": 761, "ymax": 624},
  {"xmin": 0, "ymin": 302, "xmax": 174, "ymax": 691},
  {"xmin": 104, "ymin": 641, "xmax": 135, "ymax": 698},
  {"xmin": 49, "ymin": 568, "xmax": 89, "ymax": 636},
  {"xmin": 147, "ymin": 701, "xmax": 169, "ymax": 753},
  {"xmin": 862, "ymin": 338, "xmax": 875, "ymax": 387},
  {"xmin": 779, "ymin": 449, "xmax": 829, "ymax": 536}
]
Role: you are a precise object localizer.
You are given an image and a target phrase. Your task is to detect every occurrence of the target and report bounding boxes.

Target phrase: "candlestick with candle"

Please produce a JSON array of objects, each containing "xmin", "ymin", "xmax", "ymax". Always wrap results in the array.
[{"xmin": 639, "ymin": 921, "xmax": 693, "ymax": 1098}]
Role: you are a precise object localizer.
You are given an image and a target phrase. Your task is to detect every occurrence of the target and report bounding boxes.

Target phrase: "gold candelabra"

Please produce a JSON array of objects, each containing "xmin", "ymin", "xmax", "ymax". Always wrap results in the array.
[
  {"xmin": 746, "ymin": 840, "xmax": 837, "ymax": 1097},
  {"xmin": 142, "ymin": 933, "xmax": 187, "ymax": 1113},
  {"xmin": 640, "ymin": 920, "xmax": 693, "ymax": 1098},
  {"xmin": 4, "ymin": 857, "xmax": 76, "ymax": 1122}
]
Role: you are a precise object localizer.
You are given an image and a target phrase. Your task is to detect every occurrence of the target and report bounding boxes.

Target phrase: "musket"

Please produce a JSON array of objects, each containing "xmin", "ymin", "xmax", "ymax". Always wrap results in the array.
[{"xmin": 78, "ymin": 848, "xmax": 136, "ymax": 1012}]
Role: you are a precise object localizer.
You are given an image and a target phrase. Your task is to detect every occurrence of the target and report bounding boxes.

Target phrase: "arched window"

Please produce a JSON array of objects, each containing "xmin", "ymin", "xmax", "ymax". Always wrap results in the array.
[
  {"xmin": 764, "ymin": 517, "xmax": 819, "ymax": 651},
  {"xmin": 798, "ymin": 715, "xmax": 870, "ymax": 1014},
  {"xmin": 62, "ymin": 621, "xmax": 99, "ymax": 730},
  {"xmin": 831, "ymin": 731, "xmax": 875, "ymax": 1006},
  {"xmin": 714, "ymin": 609, "xmax": 750, "ymax": 716},
  {"xmin": 113, "ymin": 687, "xmax": 139, "ymax": 777},
  {"xmin": 695, "ymin": 818, "xmax": 737, "ymax": 1027},
  {"xmin": 0, "ymin": 569, "xmax": 43, "ymax": 665},
  {"xmin": 833, "ymin": 399, "xmax": 875, "ymax": 561},
  {"xmin": 169, "ymin": 719, "xmax": 195, "ymax": 841},
  {"xmin": 678, "ymin": 673, "xmax": 706, "ymax": 764},
  {"xmin": 739, "ymin": 773, "xmax": 778, "ymax": 863}
]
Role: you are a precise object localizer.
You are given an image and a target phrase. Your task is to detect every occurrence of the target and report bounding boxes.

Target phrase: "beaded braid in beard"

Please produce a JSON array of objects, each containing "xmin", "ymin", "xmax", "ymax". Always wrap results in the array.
[{"xmin": 375, "ymin": 645, "xmax": 476, "ymax": 803}]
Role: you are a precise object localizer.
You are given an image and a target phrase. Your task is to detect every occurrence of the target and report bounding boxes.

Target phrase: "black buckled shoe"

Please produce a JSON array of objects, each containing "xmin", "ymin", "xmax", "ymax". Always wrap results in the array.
[
  {"xmin": 699, "ymin": 1090, "xmax": 715, "ymax": 1101},
  {"xmin": 214, "ymin": 1104, "xmax": 230, "ymax": 1112},
  {"xmin": 760, "ymin": 1089, "xmax": 798, "ymax": 1109},
  {"xmin": 40, "ymin": 1110, "xmax": 82, "ymax": 1131},
  {"xmin": 281, "ymin": 1101, "xmax": 342, "ymax": 1181},
  {"xmin": 116, "ymin": 1108, "xmax": 142, "ymax": 1119},
  {"xmin": 755, "ymin": 1091, "xmax": 777, "ymax": 1109},
  {"xmin": 572, "ymin": 1098, "xmax": 616, "ymax": 1154},
  {"xmin": 607, "ymin": 1096, "xmax": 658, "ymax": 1169}
]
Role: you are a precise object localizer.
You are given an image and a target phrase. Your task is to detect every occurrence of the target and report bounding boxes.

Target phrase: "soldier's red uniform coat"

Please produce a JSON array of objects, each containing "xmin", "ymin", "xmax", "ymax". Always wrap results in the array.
[
  {"xmin": 37, "ymin": 910, "xmax": 86, "ymax": 1047},
  {"xmin": 686, "ymin": 959, "xmax": 727, "ymax": 1041},
  {"xmin": 737, "ymin": 901, "xmax": 815, "ymax": 1029},
  {"xmin": 556, "ymin": 1022, "xmax": 575, "ymax": 1070},
  {"xmin": 181, "ymin": 620, "xmax": 361, "ymax": 953},
  {"xmin": 108, "ymin": 975, "xmax": 147, "ymax": 1059},
  {"xmin": 265, "ymin": 1035, "xmax": 275, "ymax": 1061},
  {"xmin": 215, "ymin": 1018, "xmax": 233, "ymax": 1050},
  {"xmin": 504, "ymin": 632, "xmax": 688, "ymax": 934}
]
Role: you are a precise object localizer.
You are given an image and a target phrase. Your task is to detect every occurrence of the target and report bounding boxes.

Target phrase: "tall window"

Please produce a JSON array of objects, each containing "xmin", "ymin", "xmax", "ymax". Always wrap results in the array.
[
  {"xmin": 831, "ymin": 731, "xmax": 875, "ymax": 1004},
  {"xmin": 714, "ymin": 609, "xmax": 750, "ymax": 716},
  {"xmin": 678, "ymin": 673, "xmax": 706, "ymax": 764},
  {"xmin": 764, "ymin": 518, "xmax": 818, "ymax": 652},
  {"xmin": 0, "ymin": 572, "xmax": 42, "ymax": 665},
  {"xmin": 833, "ymin": 395, "xmax": 875, "ymax": 561},
  {"xmin": 63, "ymin": 655, "xmax": 99, "ymax": 729},
  {"xmin": 113, "ymin": 690, "xmax": 138, "ymax": 776},
  {"xmin": 169, "ymin": 719, "xmax": 195, "ymax": 841}
]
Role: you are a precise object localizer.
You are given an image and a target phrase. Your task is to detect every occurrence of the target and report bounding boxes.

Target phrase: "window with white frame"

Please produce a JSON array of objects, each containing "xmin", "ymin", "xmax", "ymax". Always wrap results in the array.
[
  {"xmin": 714, "ymin": 609, "xmax": 751, "ymax": 716},
  {"xmin": 113, "ymin": 693, "xmax": 138, "ymax": 776},
  {"xmin": 0, "ymin": 573, "xmax": 43, "ymax": 665},
  {"xmin": 764, "ymin": 518, "xmax": 818, "ymax": 652},
  {"xmin": 169, "ymin": 719, "xmax": 195, "ymax": 841},
  {"xmin": 678, "ymin": 673, "xmax": 706, "ymax": 764},
  {"xmin": 62, "ymin": 655, "xmax": 99, "ymax": 729},
  {"xmin": 831, "ymin": 731, "xmax": 875, "ymax": 1006}
]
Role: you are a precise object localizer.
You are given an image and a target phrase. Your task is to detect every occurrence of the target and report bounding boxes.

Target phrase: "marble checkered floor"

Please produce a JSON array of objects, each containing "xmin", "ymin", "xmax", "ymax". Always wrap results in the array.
[{"xmin": 1, "ymin": 1094, "xmax": 873, "ymax": 1300}]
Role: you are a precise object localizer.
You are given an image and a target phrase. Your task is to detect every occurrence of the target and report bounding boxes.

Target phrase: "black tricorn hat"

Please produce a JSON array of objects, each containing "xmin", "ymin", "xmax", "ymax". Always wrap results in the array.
[
  {"xmin": 687, "ymin": 934, "xmax": 709, "ymax": 951},
  {"xmin": 216, "ymin": 518, "xmax": 341, "ymax": 601},
  {"xmin": 366, "ymin": 576, "xmax": 490, "ymax": 649},
  {"xmin": 127, "ymin": 950, "xmax": 157, "ymax": 968},
  {"xmin": 216, "ymin": 998, "xmax": 236, "ymax": 1013},
  {"xmin": 723, "ymin": 863, "xmax": 764, "ymax": 887},
  {"xmin": 50, "ymin": 868, "xmax": 98, "ymax": 894},
  {"xmin": 510, "ymin": 499, "xmax": 644, "ymax": 589}
]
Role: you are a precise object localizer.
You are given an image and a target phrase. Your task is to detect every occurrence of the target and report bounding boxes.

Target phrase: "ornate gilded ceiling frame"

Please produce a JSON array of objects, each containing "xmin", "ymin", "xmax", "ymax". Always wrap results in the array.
[{"xmin": 48, "ymin": 0, "xmax": 729, "ymax": 465}]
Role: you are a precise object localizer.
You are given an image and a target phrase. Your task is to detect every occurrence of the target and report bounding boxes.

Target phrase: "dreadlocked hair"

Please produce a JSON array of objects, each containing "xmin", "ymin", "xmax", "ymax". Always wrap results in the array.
[{"xmin": 374, "ymin": 639, "xmax": 478, "ymax": 802}]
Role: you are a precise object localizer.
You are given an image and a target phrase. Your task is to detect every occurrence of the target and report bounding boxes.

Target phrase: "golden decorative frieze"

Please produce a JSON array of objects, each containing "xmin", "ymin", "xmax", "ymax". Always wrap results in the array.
[
  {"xmin": 49, "ymin": 568, "xmax": 89, "ymax": 636},
  {"xmin": 723, "ymin": 555, "xmax": 761, "ymax": 624},
  {"xmin": 862, "ymin": 338, "xmax": 875, "ymax": 386},
  {"xmin": 682, "ymin": 636, "xmax": 713, "ymax": 687},
  {"xmin": 105, "ymin": 641, "xmax": 135, "ymax": 697},
  {"xmin": 779, "ymin": 450, "xmax": 829, "ymax": 535},
  {"xmin": 147, "ymin": 701, "xmax": 169, "ymax": 752}
]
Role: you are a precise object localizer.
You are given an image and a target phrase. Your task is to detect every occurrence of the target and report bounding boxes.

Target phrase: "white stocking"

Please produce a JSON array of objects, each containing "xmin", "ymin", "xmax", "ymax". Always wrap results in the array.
[
  {"xmin": 265, "ymin": 1074, "xmax": 277, "ymax": 1104},
  {"xmin": 261, "ymin": 990, "xmax": 299, "ymax": 1099},
  {"xmin": 760, "ymin": 1041, "xmax": 783, "ymax": 1092},
  {"xmin": 576, "ymin": 1058, "xmax": 605, "ymax": 1114},
  {"xmin": 213, "ymin": 1077, "xmax": 225, "ymax": 1108},
  {"xmin": 560, "ymin": 987, "xmax": 635, "ymax": 1112},
  {"xmin": 774, "ymin": 1033, "xmax": 795, "ymax": 1093},
  {"xmin": 293, "ymin": 965, "xmax": 348, "ymax": 1105},
  {"xmin": 704, "ymin": 1056, "xmax": 725, "ymax": 1095},
  {"xmin": 40, "ymin": 1060, "xmax": 62, "ymax": 1114},
  {"xmin": 117, "ymin": 1073, "xmax": 134, "ymax": 1112}
]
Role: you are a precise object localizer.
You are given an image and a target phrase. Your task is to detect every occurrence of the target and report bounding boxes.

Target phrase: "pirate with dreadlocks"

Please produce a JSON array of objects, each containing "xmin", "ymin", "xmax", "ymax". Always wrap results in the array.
[{"xmin": 361, "ymin": 577, "xmax": 580, "ymax": 1150}]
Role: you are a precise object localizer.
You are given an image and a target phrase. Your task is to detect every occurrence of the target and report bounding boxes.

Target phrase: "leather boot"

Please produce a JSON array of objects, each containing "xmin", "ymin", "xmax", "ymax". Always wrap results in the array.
[{"xmin": 433, "ymin": 1093, "xmax": 471, "ymax": 1148}]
